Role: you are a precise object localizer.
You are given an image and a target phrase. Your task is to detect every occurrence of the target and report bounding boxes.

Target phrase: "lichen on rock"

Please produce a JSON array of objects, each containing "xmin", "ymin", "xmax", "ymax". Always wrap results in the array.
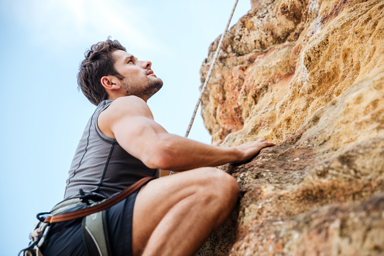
[{"xmin": 197, "ymin": 0, "xmax": 384, "ymax": 255}]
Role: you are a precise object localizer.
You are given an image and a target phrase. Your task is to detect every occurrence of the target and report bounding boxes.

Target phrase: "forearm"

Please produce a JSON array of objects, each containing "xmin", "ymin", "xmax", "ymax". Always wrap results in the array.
[{"xmin": 150, "ymin": 133, "xmax": 242, "ymax": 171}]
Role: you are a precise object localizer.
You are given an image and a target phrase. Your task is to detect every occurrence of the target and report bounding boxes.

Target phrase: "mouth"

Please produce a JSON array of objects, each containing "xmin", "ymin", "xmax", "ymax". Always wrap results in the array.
[{"xmin": 147, "ymin": 70, "xmax": 156, "ymax": 77}]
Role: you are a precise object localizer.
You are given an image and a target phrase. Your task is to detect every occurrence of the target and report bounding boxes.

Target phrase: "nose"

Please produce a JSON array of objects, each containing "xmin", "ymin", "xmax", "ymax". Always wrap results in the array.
[{"xmin": 140, "ymin": 60, "xmax": 152, "ymax": 69}]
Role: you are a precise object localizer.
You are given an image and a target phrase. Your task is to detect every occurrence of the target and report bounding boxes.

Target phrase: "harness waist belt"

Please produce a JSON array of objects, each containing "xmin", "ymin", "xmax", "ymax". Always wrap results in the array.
[{"xmin": 44, "ymin": 176, "xmax": 155, "ymax": 224}]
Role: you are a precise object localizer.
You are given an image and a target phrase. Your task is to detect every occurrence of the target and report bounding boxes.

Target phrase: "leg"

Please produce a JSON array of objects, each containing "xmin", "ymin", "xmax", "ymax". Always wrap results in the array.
[{"xmin": 132, "ymin": 167, "xmax": 239, "ymax": 256}]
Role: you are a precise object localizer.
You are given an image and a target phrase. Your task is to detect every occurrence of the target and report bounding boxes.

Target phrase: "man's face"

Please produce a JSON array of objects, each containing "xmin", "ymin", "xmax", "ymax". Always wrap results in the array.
[{"xmin": 112, "ymin": 50, "xmax": 163, "ymax": 100}]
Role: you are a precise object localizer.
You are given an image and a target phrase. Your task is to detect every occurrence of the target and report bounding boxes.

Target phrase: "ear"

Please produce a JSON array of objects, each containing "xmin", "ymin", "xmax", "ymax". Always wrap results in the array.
[{"xmin": 101, "ymin": 76, "xmax": 120, "ymax": 91}]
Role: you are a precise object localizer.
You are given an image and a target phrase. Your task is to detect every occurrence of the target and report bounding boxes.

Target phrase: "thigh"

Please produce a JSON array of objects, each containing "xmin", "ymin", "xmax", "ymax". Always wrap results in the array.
[
  {"xmin": 132, "ymin": 167, "xmax": 230, "ymax": 254},
  {"xmin": 107, "ymin": 190, "xmax": 139, "ymax": 256},
  {"xmin": 40, "ymin": 219, "xmax": 87, "ymax": 256}
]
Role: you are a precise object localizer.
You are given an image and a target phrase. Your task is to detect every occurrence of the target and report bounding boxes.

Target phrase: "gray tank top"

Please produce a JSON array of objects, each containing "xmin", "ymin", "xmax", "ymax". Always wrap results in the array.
[{"xmin": 64, "ymin": 100, "xmax": 159, "ymax": 199}]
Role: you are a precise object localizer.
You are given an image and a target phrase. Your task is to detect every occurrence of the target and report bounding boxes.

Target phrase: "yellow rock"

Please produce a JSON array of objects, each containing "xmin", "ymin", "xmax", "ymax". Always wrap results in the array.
[{"xmin": 198, "ymin": 0, "xmax": 384, "ymax": 255}]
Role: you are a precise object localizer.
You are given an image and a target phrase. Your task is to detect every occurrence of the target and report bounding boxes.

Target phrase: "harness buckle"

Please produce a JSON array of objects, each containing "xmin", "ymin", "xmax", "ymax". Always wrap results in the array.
[{"xmin": 79, "ymin": 189, "xmax": 105, "ymax": 205}]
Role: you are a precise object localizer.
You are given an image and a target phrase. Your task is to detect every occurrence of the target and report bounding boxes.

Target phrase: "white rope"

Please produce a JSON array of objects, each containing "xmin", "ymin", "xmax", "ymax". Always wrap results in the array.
[
  {"xmin": 185, "ymin": 0, "xmax": 239, "ymax": 138},
  {"xmin": 169, "ymin": 0, "xmax": 239, "ymax": 176}
]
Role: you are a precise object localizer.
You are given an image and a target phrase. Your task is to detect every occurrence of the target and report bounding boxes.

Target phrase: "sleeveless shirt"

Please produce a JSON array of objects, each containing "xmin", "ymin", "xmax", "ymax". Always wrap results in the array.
[{"xmin": 64, "ymin": 100, "xmax": 159, "ymax": 199}]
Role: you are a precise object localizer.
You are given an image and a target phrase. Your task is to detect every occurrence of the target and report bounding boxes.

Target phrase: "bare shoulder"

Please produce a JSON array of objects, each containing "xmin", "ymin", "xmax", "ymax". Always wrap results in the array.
[
  {"xmin": 103, "ymin": 96, "xmax": 153, "ymax": 120},
  {"xmin": 98, "ymin": 96, "xmax": 153, "ymax": 138}
]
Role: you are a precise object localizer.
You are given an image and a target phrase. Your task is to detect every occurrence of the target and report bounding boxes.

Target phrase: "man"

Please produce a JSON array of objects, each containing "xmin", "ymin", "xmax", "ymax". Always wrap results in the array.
[{"xmin": 40, "ymin": 39, "xmax": 275, "ymax": 256}]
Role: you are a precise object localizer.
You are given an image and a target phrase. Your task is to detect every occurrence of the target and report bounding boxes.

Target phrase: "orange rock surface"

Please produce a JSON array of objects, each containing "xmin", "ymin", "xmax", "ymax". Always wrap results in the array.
[{"xmin": 198, "ymin": 0, "xmax": 384, "ymax": 255}]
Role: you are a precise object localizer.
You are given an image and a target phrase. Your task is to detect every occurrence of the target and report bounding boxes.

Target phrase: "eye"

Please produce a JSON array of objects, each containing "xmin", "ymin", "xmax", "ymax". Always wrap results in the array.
[{"xmin": 127, "ymin": 59, "xmax": 134, "ymax": 64}]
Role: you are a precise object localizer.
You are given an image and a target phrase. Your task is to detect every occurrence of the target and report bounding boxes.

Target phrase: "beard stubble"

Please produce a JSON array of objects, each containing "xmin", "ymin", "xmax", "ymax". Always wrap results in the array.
[{"xmin": 123, "ymin": 75, "xmax": 163, "ymax": 100}]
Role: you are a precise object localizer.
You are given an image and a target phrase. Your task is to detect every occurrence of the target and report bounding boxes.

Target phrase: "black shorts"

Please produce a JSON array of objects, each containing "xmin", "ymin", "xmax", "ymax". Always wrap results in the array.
[{"xmin": 41, "ymin": 189, "xmax": 140, "ymax": 256}]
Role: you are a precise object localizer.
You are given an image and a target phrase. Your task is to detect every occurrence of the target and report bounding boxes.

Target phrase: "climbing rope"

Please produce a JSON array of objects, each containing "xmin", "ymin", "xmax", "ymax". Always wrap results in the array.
[
  {"xmin": 169, "ymin": 0, "xmax": 239, "ymax": 176},
  {"xmin": 185, "ymin": 0, "xmax": 240, "ymax": 138}
]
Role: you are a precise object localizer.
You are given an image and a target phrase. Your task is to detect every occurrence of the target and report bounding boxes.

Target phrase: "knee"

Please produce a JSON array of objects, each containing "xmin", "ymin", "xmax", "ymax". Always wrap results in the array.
[
  {"xmin": 199, "ymin": 168, "xmax": 239, "ymax": 205},
  {"xmin": 207, "ymin": 167, "xmax": 239, "ymax": 190}
]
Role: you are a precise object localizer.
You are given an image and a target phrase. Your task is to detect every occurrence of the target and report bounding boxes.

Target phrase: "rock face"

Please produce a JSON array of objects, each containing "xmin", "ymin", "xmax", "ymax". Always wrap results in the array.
[{"xmin": 198, "ymin": 0, "xmax": 384, "ymax": 255}]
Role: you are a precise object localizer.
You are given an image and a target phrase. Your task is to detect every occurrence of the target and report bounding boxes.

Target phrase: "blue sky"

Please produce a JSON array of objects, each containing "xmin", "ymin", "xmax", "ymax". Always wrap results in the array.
[{"xmin": 0, "ymin": 0, "xmax": 251, "ymax": 254}]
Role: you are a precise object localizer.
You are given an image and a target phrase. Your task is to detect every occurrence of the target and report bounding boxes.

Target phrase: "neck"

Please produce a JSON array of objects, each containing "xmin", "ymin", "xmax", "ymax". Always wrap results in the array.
[{"xmin": 108, "ymin": 93, "xmax": 149, "ymax": 102}]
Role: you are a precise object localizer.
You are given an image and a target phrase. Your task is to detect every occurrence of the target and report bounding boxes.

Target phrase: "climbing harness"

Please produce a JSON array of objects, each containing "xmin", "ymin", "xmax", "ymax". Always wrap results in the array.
[
  {"xmin": 82, "ymin": 209, "xmax": 112, "ymax": 256},
  {"xmin": 169, "ymin": 0, "xmax": 240, "ymax": 175},
  {"xmin": 19, "ymin": 176, "xmax": 155, "ymax": 256}
]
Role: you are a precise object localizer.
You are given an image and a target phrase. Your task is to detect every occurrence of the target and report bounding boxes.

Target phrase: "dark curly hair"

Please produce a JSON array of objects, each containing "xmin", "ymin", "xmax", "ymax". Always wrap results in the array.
[{"xmin": 77, "ymin": 39, "xmax": 126, "ymax": 105}]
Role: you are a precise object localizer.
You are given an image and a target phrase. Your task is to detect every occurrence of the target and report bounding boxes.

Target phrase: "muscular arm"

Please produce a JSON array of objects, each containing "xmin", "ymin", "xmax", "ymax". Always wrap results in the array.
[{"xmin": 99, "ymin": 96, "xmax": 275, "ymax": 171}]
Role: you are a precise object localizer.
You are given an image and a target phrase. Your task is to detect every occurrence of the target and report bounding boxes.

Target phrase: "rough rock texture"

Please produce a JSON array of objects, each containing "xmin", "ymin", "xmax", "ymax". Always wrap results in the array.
[{"xmin": 197, "ymin": 0, "xmax": 384, "ymax": 255}]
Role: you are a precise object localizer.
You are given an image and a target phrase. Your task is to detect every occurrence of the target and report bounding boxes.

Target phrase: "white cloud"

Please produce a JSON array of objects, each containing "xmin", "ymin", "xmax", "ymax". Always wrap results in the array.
[{"xmin": 5, "ymin": 0, "xmax": 163, "ymax": 52}]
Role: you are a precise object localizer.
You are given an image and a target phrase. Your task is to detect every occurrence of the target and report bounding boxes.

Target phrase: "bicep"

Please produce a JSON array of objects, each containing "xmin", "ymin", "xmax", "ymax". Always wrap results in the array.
[{"xmin": 112, "ymin": 115, "xmax": 168, "ymax": 161}]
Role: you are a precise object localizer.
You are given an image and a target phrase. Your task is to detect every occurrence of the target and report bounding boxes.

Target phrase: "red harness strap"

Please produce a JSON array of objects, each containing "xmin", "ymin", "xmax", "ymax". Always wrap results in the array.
[{"xmin": 44, "ymin": 176, "xmax": 155, "ymax": 224}]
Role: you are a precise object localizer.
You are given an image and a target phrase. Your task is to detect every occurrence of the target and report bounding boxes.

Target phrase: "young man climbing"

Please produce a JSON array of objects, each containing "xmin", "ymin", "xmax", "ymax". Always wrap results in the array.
[{"xmin": 36, "ymin": 39, "xmax": 275, "ymax": 256}]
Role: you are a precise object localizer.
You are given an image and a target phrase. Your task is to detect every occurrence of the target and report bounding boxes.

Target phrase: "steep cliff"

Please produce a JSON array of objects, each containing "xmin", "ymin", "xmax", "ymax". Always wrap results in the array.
[{"xmin": 198, "ymin": 0, "xmax": 384, "ymax": 255}]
